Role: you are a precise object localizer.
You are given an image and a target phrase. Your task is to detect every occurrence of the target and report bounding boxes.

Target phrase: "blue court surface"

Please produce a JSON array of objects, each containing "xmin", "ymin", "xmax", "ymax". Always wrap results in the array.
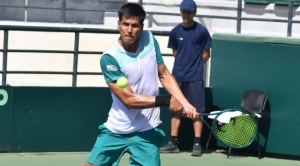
[{"xmin": 1, "ymin": 149, "xmax": 300, "ymax": 166}]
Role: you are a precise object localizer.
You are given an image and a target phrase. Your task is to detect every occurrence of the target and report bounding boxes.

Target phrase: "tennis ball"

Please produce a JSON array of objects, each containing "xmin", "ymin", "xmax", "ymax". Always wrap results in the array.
[{"xmin": 117, "ymin": 77, "xmax": 128, "ymax": 89}]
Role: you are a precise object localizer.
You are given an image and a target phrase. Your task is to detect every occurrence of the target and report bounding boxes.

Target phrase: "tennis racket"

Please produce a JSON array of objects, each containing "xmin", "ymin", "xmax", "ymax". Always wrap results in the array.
[{"xmin": 200, "ymin": 108, "xmax": 257, "ymax": 149}]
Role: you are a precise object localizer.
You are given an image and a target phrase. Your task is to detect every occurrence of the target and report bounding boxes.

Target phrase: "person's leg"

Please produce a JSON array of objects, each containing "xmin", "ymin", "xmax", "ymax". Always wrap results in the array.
[
  {"xmin": 170, "ymin": 113, "xmax": 182, "ymax": 143},
  {"xmin": 193, "ymin": 118, "xmax": 203, "ymax": 139},
  {"xmin": 85, "ymin": 125, "xmax": 128, "ymax": 166},
  {"xmin": 159, "ymin": 113, "xmax": 181, "ymax": 153},
  {"xmin": 185, "ymin": 81, "xmax": 205, "ymax": 156},
  {"xmin": 128, "ymin": 127, "xmax": 165, "ymax": 166},
  {"xmin": 159, "ymin": 82, "xmax": 183, "ymax": 153},
  {"xmin": 191, "ymin": 118, "xmax": 204, "ymax": 156}
]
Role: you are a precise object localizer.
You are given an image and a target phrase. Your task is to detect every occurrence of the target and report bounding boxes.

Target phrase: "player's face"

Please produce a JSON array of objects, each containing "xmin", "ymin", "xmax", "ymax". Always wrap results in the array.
[
  {"xmin": 118, "ymin": 16, "xmax": 143, "ymax": 51},
  {"xmin": 180, "ymin": 10, "xmax": 195, "ymax": 24}
]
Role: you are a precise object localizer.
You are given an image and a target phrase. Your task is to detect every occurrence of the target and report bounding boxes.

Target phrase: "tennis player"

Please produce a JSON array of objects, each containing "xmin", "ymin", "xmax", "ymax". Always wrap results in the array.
[{"xmin": 84, "ymin": 3, "xmax": 199, "ymax": 166}]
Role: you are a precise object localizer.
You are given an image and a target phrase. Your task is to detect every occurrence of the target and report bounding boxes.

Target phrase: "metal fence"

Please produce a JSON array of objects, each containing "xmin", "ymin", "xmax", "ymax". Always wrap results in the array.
[
  {"xmin": 1, "ymin": 0, "xmax": 300, "ymax": 36},
  {"xmin": 0, "ymin": 0, "xmax": 300, "ymax": 87},
  {"xmin": 0, "ymin": 25, "xmax": 169, "ymax": 87}
]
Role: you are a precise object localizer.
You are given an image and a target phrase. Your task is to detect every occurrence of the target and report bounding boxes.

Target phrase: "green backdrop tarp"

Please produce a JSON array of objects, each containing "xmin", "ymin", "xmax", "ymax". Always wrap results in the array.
[{"xmin": 210, "ymin": 33, "xmax": 300, "ymax": 157}]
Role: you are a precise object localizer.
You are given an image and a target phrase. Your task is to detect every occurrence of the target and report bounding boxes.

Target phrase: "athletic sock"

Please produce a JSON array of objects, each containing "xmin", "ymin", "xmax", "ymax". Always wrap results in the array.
[
  {"xmin": 170, "ymin": 136, "xmax": 178, "ymax": 145},
  {"xmin": 194, "ymin": 137, "xmax": 201, "ymax": 144}
]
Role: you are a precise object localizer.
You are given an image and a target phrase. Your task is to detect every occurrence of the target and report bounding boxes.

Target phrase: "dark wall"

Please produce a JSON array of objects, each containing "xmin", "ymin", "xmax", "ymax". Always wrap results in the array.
[
  {"xmin": 0, "ymin": 86, "xmax": 111, "ymax": 152},
  {"xmin": 0, "ymin": 86, "xmax": 212, "ymax": 153}
]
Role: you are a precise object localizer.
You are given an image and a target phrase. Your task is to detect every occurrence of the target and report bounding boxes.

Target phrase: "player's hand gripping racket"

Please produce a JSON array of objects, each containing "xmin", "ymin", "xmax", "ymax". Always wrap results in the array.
[{"xmin": 200, "ymin": 109, "xmax": 258, "ymax": 148}]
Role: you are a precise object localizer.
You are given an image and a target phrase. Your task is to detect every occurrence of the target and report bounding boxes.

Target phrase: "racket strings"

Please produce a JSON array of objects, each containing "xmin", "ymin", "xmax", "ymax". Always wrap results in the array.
[{"xmin": 212, "ymin": 114, "xmax": 257, "ymax": 148}]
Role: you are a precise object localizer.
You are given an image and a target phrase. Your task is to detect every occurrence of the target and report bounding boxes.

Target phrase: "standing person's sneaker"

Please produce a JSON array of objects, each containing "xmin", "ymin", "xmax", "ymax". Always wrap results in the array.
[
  {"xmin": 191, "ymin": 143, "xmax": 202, "ymax": 156},
  {"xmin": 159, "ymin": 141, "xmax": 180, "ymax": 153}
]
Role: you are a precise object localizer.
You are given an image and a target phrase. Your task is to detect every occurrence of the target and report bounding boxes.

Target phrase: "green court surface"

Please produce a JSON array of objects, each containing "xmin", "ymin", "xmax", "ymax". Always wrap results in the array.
[{"xmin": 1, "ymin": 150, "xmax": 300, "ymax": 166}]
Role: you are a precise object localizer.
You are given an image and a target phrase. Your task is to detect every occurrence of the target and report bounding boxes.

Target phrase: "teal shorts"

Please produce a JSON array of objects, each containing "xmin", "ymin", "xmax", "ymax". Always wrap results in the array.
[{"xmin": 86, "ymin": 124, "xmax": 165, "ymax": 166}]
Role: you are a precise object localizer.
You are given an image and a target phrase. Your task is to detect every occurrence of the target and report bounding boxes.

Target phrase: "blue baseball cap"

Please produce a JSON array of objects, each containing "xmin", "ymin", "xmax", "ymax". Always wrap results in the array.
[{"xmin": 180, "ymin": 0, "xmax": 197, "ymax": 12}]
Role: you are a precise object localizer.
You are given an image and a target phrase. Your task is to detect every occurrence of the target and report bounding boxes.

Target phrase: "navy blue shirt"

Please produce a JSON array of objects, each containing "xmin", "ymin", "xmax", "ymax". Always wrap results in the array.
[{"xmin": 168, "ymin": 22, "xmax": 212, "ymax": 81}]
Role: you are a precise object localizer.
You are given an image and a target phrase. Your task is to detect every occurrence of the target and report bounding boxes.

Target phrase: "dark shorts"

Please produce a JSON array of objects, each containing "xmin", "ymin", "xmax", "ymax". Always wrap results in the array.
[{"xmin": 177, "ymin": 81, "xmax": 205, "ymax": 112}]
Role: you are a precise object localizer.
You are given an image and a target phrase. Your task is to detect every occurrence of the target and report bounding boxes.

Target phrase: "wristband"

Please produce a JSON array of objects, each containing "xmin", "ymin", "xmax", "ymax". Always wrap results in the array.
[{"xmin": 155, "ymin": 95, "xmax": 171, "ymax": 106}]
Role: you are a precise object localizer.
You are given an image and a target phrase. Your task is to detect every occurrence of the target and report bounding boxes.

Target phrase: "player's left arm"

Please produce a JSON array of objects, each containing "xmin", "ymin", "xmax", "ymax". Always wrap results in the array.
[
  {"xmin": 157, "ymin": 63, "xmax": 198, "ymax": 119},
  {"xmin": 154, "ymin": 38, "xmax": 198, "ymax": 118}
]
